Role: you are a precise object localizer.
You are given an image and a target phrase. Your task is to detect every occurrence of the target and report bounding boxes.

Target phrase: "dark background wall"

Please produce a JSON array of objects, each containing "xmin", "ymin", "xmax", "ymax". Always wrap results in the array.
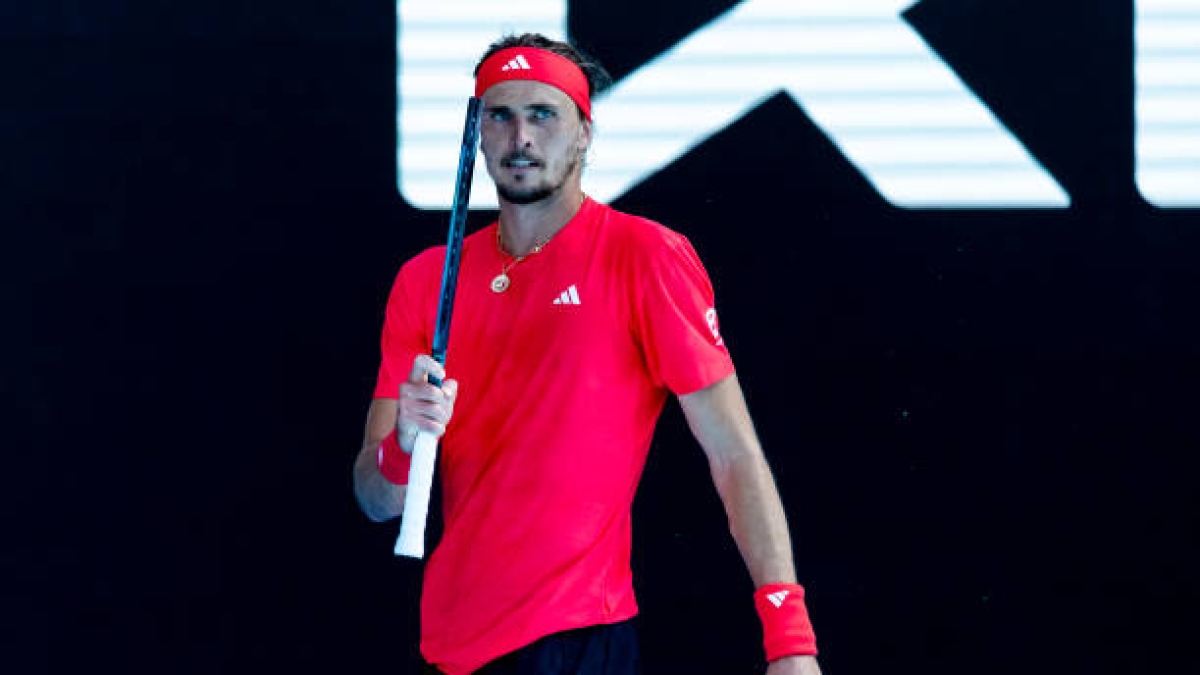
[{"xmin": 6, "ymin": 1, "xmax": 1197, "ymax": 673}]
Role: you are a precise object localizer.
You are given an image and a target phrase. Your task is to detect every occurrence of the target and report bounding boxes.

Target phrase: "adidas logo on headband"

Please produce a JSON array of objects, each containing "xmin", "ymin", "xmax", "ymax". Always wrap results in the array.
[
  {"xmin": 476, "ymin": 47, "xmax": 592, "ymax": 120},
  {"xmin": 500, "ymin": 54, "xmax": 532, "ymax": 71}
]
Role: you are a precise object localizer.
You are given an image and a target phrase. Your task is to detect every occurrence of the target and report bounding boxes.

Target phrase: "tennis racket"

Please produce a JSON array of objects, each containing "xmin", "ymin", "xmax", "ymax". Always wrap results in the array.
[{"xmin": 395, "ymin": 96, "xmax": 482, "ymax": 558}]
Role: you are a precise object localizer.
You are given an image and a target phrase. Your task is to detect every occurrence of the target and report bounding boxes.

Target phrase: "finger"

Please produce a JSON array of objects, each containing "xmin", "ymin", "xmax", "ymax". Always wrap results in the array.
[
  {"xmin": 398, "ymin": 378, "xmax": 456, "ymax": 437},
  {"xmin": 405, "ymin": 405, "xmax": 447, "ymax": 436},
  {"xmin": 407, "ymin": 354, "xmax": 446, "ymax": 384},
  {"xmin": 401, "ymin": 382, "xmax": 448, "ymax": 404},
  {"xmin": 441, "ymin": 379, "xmax": 458, "ymax": 419},
  {"xmin": 406, "ymin": 401, "xmax": 450, "ymax": 426},
  {"xmin": 411, "ymin": 418, "xmax": 446, "ymax": 437},
  {"xmin": 441, "ymin": 379, "xmax": 459, "ymax": 404}
]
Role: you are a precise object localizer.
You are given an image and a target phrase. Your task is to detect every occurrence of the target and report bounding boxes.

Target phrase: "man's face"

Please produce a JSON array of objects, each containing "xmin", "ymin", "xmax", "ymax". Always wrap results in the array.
[{"xmin": 480, "ymin": 80, "xmax": 591, "ymax": 205}]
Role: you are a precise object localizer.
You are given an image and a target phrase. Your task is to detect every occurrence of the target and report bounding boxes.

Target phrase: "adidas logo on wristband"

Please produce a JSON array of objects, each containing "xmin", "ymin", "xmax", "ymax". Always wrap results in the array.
[{"xmin": 755, "ymin": 583, "xmax": 817, "ymax": 659}]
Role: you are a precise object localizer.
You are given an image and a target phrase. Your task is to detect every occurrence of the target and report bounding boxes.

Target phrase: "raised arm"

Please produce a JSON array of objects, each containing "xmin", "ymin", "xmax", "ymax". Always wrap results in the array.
[
  {"xmin": 353, "ymin": 355, "xmax": 457, "ymax": 523},
  {"xmin": 353, "ymin": 398, "xmax": 407, "ymax": 522}
]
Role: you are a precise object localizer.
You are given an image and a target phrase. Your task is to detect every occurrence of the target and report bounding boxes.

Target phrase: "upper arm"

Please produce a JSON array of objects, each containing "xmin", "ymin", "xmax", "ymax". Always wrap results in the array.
[
  {"xmin": 677, "ymin": 373, "xmax": 763, "ymax": 470},
  {"xmin": 375, "ymin": 253, "xmax": 436, "ymax": 401},
  {"xmin": 630, "ymin": 227, "xmax": 734, "ymax": 394}
]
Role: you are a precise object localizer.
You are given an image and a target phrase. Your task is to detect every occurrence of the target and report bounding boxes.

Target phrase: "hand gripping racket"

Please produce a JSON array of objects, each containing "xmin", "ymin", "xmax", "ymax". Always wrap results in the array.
[{"xmin": 395, "ymin": 97, "xmax": 482, "ymax": 558}]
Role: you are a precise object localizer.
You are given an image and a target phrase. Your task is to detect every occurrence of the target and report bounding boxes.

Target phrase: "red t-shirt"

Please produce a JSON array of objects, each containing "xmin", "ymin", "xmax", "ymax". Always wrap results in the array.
[{"xmin": 374, "ymin": 198, "xmax": 734, "ymax": 674}]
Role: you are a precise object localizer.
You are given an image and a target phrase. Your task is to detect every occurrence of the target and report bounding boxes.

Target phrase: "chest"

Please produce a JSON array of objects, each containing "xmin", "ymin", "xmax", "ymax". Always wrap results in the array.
[{"xmin": 443, "ymin": 243, "xmax": 632, "ymax": 371}]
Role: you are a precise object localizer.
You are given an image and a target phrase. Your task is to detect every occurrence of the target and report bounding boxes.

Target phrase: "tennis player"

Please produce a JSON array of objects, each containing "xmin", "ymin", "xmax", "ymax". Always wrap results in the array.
[{"xmin": 353, "ymin": 33, "xmax": 823, "ymax": 675}]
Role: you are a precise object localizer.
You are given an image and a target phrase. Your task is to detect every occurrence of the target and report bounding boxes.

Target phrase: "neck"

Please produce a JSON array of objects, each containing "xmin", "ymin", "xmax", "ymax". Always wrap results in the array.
[{"xmin": 497, "ymin": 185, "xmax": 586, "ymax": 256}]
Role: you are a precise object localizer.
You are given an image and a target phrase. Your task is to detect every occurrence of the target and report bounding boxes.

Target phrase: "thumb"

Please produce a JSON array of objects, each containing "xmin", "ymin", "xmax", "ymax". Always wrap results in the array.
[
  {"xmin": 442, "ymin": 379, "xmax": 459, "ymax": 402},
  {"xmin": 408, "ymin": 354, "xmax": 445, "ymax": 384}
]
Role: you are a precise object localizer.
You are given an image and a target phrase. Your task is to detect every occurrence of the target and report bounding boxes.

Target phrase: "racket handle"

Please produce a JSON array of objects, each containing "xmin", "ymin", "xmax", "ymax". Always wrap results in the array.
[{"xmin": 395, "ymin": 431, "xmax": 438, "ymax": 558}]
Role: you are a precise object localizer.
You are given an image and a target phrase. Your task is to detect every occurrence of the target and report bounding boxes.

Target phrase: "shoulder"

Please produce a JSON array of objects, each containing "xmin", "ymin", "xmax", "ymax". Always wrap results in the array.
[
  {"xmin": 388, "ymin": 246, "xmax": 442, "ymax": 300},
  {"xmin": 593, "ymin": 201, "xmax": 694, "ymax": 259},
  {"xmin": 591, "ymin": 203, "xmax": 714, "ymax": 304}
]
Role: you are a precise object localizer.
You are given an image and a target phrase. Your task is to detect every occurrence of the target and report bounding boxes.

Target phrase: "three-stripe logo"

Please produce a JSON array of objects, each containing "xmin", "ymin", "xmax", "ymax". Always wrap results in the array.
[
  {"xmin": 553, "ymin": 285, "xmax": 581, "ymax": 306},
  {"xmin": 767, "ymin": 590, "xmax": 790, "ymax": 608},
  {"xmin": 500, "ymin": 54, "xmax": 532, "ymax": 72}
]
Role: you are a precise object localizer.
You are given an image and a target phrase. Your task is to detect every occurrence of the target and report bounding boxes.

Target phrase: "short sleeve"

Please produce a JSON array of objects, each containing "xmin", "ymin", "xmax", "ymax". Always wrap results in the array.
[
  {"xmin": 632, "ymin": 229, "xmax": 734, "ymax": 395},
  {"xmin": 373, "ymin": 255, "xmax": 436, "ymax": 399}
]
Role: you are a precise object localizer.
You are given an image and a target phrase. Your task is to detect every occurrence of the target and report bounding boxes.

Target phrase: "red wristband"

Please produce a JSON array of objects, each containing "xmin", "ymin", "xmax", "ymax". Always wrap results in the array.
[
  {"xmin": 754, "ymin": 583, "xmax": 818, "ymax": 661},
  {"xmin": 376, "ymin": 429, "xmax": 411, "ymax": 485}
]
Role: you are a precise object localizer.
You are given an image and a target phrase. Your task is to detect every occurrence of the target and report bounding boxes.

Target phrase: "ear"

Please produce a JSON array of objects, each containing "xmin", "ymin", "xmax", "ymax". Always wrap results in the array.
[{"xmin": 577, "ymin": 119, "xmax": 593, "ymax": 153}]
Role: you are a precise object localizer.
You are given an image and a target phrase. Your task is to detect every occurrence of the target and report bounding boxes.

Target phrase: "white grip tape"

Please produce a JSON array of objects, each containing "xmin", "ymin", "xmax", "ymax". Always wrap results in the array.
[{"xmin": 395, "ymin": 431, "xmax": 438, "ymax": 558}]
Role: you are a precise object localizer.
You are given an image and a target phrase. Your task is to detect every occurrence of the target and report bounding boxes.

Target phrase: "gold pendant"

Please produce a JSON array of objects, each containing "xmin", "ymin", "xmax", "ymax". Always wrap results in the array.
[{"xmin": 490, "ymin": 273, "xmax": 511, "ymax": 293}]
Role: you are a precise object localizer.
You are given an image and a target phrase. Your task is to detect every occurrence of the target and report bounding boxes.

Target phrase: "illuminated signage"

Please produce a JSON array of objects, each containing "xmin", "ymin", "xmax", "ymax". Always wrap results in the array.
[
  {"xmin": 1136, "ymin": 0, "xmax": 1200, "ymax": 207},
  {"xmin": 398, "ymin": 0, "xmax": 1198, "ymax": 209}
]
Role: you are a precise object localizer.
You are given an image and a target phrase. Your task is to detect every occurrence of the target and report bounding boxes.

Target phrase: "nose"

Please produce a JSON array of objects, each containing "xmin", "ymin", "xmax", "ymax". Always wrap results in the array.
[{"xmin": 511, "ymin": 116, "xmax": 534, "ymax": 149}]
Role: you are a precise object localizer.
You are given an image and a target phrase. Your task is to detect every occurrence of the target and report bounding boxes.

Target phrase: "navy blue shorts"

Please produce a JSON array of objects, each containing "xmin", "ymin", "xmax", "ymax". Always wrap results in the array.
[{"xmin": 427, "ymin": 619, "xmax": 640, "ymax": 675}]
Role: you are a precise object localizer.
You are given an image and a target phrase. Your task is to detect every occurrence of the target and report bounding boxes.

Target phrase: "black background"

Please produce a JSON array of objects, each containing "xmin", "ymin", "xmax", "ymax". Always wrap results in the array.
[{"xmin": 6, "ymin": 1, "xmax": 1198, "ymax": 673}]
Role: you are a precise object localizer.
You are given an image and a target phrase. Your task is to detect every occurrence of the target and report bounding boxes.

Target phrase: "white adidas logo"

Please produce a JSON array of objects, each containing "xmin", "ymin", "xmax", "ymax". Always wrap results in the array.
[
  {"xmin": 552, "ymin": 285, "xmax": 581, "ymax": 306},
  {"xmin": 766, "ymin": 590, "xmax": 790, "ymax": 608},
  {"xmin": 500, "ymin": 54, "xmax": 532, "ymax": 72}
]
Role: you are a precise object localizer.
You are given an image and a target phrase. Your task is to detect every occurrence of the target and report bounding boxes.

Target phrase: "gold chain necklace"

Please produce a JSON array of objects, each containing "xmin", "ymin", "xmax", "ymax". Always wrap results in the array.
[{"xmin": 491, "ymin": 225, "xmax": 553, "ymax": 293}]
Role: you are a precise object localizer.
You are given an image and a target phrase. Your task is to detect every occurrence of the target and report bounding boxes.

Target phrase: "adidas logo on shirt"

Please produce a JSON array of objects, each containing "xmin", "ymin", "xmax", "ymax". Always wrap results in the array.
[
  {"xmin": 767, "ymin": 590, "xmax": 790, "ymax": 608},
  {"xmin": 552, "ymin": 285, "xmax": 581, "ymax": 306},
  {"xmin": 500, "ymin": 54, "xmax": 532, "ymax": 72}
]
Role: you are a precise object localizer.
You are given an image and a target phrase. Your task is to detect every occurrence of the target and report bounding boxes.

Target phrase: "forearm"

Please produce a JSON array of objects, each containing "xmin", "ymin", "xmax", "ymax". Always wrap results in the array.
[
  {"xmin": 709, "ymin": 448, "xmax": 797, "ymax": 586},
  {"xmin": 353, "ymin": 441, "xmax": 406, "ymax": 522},
  {"xmin": 713, "ymin": 447, "xmax": 822, "ymax": 673},
  {"xmin": 679, "ymin": 375, "xmax": 799, "ymax": 587},
  {"xmin": 353, "ymin": 398, "xmax": 410, "ymax": 522}
]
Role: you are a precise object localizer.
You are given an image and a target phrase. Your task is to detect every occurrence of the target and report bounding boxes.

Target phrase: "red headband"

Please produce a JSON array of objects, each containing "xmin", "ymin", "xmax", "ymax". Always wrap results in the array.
[{"xmin": 475, "ymin": 47, "xmax": 592, "ymax": 120}]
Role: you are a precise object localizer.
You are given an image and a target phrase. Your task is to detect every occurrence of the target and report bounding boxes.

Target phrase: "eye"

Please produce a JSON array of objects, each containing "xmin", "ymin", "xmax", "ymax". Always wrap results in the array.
[
  {"xmin": 532, "ymin": 107, "xmax": 556, "ymax": 121},
  {"xmin": 487, "ymin": 109, "xmax": 511, "ymax": 122}
]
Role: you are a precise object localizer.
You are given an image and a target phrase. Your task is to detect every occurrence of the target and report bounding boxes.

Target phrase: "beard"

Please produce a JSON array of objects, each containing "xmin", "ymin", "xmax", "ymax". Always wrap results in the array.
[
  {"xmin": 495, "ymin": 152, "xmax": 579, "ymax": 205},
  {"xmin": 497, "ymin": 182, "xmax": 557, "ymax": 205}
]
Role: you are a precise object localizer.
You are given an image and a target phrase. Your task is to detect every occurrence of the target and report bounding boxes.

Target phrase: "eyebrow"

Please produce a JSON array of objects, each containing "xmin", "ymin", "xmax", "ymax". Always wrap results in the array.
[{"xmin": 484, "ymin": 101, "xmax": 561, "ymax": 113}]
